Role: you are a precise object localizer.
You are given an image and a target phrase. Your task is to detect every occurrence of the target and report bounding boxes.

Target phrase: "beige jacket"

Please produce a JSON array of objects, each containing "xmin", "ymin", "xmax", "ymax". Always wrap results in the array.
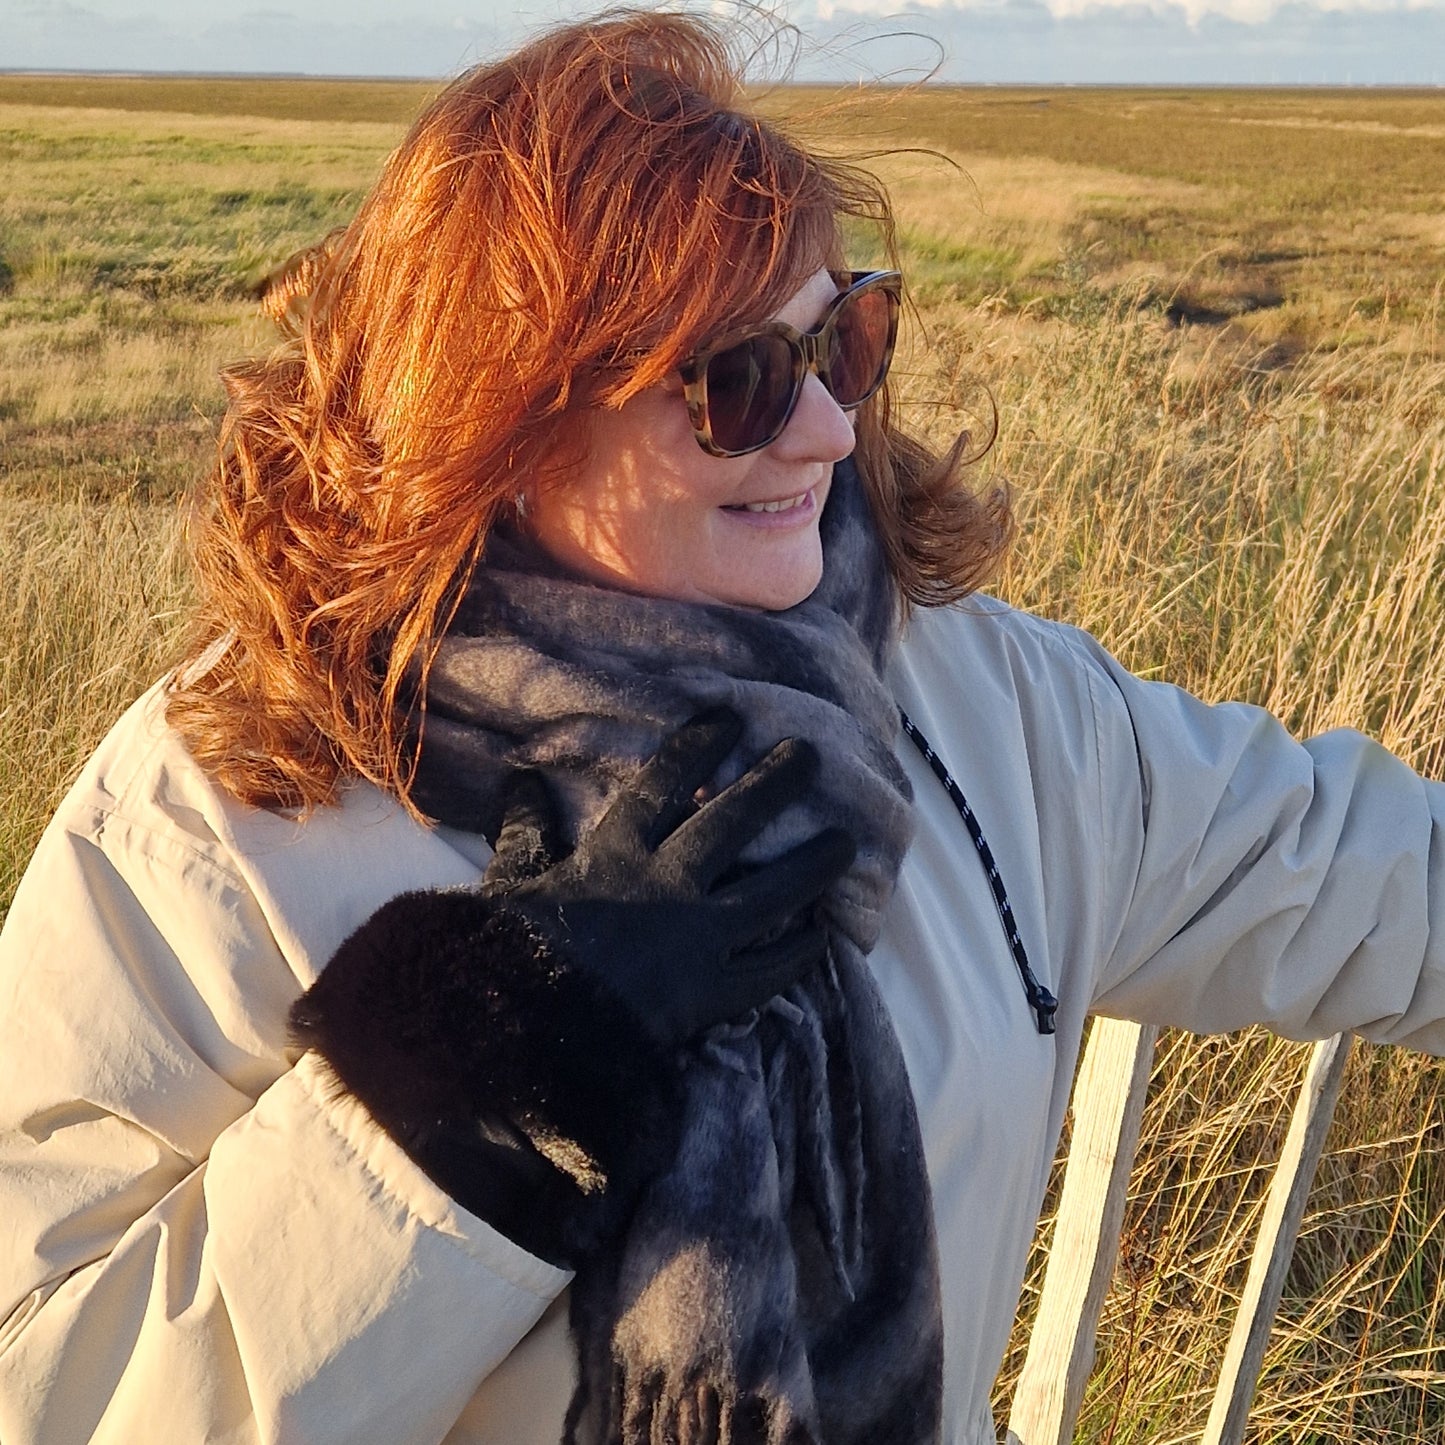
[{"xmin": 4, "ymin": 599, "xmax": 1445, "ymax": 1445}]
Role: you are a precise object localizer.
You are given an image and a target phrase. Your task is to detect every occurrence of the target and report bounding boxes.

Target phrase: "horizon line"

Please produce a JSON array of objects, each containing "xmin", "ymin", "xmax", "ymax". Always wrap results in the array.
[{"xmin": 2, "ymin": 67, "xmax": 1443, "ymax": 91}]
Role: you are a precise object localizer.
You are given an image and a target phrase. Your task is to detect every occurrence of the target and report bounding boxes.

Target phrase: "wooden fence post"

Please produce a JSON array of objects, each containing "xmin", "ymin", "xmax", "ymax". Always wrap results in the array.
[
  {"xmin": 1006, "ymin": 1016, "xmax": 1158, "ymax": 1445},
  {"xmin": 1200, "ymin": 1032, "xmax": 1354, "ymax": 1445}
]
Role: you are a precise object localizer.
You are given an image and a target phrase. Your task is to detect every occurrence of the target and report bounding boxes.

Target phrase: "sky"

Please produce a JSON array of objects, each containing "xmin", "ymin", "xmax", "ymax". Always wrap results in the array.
[{"xmin": 3, "ymin": 0, "xmax": 1444, "ymax": 84}]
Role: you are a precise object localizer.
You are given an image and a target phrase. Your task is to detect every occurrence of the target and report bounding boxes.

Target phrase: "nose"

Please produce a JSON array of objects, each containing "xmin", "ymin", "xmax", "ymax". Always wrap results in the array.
[{"xmin": 770, "ymin": 373, "xmax": 857, "ymax": 464}]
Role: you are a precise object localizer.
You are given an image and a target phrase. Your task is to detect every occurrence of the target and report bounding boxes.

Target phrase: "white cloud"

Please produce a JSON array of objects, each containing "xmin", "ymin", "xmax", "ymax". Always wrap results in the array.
[
  {"xmin": 3, "ymin": 0, "xmax": 1442, "ymax": 81},
  {"xmin": 1, "ymin": 1, "xmax": 520, "ymax": 74},
  {"xmin": 814, "ymin": 0, "xmax": 1443, "ymax": 23},
  {"xmin": 801, "ymin": 0, "xmax": 1445, "ymax": 81}
]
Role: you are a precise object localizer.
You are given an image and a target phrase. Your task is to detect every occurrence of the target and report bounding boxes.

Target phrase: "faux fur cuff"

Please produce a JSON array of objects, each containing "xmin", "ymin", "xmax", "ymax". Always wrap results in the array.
[{"xmin": 289, "ymin": 888, "xmax": 684, "ymax": 1267}]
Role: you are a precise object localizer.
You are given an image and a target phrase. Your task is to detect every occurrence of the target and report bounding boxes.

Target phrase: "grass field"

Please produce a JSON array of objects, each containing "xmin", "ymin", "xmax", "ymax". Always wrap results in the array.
[{"xmin": 3, "ymin": 73, "xmax": 1445, "ymax": 1442}]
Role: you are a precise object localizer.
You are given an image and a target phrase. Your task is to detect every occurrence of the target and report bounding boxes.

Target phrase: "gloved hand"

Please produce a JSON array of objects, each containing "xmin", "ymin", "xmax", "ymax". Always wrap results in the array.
[
  {"xmin": 481, "ymin": 705, "xmax": 854, "ymax": 1048},
  {"xmin": 289, "ymin": 707, "xmax": 855, "ymax": 1267}
]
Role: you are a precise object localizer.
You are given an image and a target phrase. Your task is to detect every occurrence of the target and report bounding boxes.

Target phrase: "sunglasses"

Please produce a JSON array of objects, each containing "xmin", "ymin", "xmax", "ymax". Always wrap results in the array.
[{"xmin": 678, "ymin": 270, "xmax": 902, "ymax": 458}]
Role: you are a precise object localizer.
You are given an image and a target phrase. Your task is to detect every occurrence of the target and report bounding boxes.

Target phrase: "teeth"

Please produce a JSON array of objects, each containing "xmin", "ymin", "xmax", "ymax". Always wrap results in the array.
[{"xmin": 742, "ymin": 493, "xmax": 807, "ymax": 514}]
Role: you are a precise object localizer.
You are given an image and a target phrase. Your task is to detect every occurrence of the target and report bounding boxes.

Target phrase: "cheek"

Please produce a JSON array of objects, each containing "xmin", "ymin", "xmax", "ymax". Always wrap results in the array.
[{"xmin": 522, "ymin": 398, "xmax": 745, "ymax": 598}]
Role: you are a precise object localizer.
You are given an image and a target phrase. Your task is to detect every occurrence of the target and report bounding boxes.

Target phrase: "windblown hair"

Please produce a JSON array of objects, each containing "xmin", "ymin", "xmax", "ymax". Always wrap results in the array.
[{"xmin": 168, "ymin": 7, "xmax": 1011, "ymax": 813}]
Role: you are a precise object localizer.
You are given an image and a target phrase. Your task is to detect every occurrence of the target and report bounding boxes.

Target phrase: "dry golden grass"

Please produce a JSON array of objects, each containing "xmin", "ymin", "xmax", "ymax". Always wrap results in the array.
[
  {"xmin": 769, "ymin": 84, "xmax": 1445, "ymax": 352},
  {"xmin": 0, "ymin": 98, "xmax": 399, "ymax": 498},
  {"xmin": 0, "ymin": 498, "xmax": 190, "ymax": 909},
  {"xmin": 3, "ymin": 78, "xmax": 1445, "ymax": 1442},
  {"xmin": 921, "ymin": 297, "xmax": 1445, "ymax": 1440}
]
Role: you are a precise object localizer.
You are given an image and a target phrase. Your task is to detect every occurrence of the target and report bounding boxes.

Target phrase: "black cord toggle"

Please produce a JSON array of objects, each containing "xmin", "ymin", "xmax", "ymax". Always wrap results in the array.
[{"xmin": 900, "ymin": 708, "xmax": 1058, "ymax": 1038}]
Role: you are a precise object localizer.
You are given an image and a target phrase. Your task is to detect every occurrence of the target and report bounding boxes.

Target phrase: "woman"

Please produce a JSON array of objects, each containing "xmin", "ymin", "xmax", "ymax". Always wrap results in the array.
[{"xmin": 2, "ymin": 11, "xmax": 1444, "ymax": 1445}]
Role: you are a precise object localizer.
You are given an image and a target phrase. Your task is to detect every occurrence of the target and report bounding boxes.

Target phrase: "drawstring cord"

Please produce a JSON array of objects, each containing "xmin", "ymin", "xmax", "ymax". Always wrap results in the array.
[{"xmin": 899, "ymin": 709, "xmax": 1059, "ymax": 1036}]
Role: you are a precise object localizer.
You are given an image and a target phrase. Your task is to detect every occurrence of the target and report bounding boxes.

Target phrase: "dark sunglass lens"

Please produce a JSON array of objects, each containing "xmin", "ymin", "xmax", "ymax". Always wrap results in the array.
[
  {"xmin": 705, "ymin": 334, "xmax": 798, "ymax": 453},
  {"xmin": 827, "ymin": 285, "xmax": 896, "ymax": 406}
]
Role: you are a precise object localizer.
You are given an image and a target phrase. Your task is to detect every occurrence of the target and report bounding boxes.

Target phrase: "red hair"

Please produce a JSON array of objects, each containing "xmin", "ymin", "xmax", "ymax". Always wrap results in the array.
[{"xmin": 169, "ymin": 8, "xmax": 1010, "ymax": 812}]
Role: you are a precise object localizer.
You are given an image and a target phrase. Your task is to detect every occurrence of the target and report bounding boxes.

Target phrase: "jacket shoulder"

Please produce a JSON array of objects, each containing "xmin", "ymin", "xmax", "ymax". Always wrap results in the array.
[
  {"xmin": 18, "ymin": 679, "xmax": 483, "ymax": 990},
  {"xmin": 34, "ymin": 678, "xmax": 251, "ymax": 886},
  {"xmin": 893, "ymin": 595, "xmax": 1120, "ymax": 729}
]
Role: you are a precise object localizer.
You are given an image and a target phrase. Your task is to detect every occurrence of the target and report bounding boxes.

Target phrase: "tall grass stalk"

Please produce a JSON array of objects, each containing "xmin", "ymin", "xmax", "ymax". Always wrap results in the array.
[{"xmin": 0, "ymin": 499, "xmax": 190, "ymax": 921}]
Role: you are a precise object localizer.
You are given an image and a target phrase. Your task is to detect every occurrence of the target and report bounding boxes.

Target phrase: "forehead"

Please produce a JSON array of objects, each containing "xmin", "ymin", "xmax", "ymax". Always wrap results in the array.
[{"xmin": 771, "ymin": 267, "xmax": 842, "ymax": 330}]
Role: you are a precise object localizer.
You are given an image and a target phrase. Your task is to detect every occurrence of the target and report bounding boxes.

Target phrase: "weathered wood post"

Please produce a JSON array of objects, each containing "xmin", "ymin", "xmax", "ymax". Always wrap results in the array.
[
  {"xmin": 1005, "ymin": 1026, "xmax": 1352, "ymax": 1445},
  {"xmin": 1200, "ymin": 1032, "xmax": 1353, "ymax": 1445},
  {"xmin": 1006, "ymin": 1016, "xmax": 1158, "ymax": 1445}
]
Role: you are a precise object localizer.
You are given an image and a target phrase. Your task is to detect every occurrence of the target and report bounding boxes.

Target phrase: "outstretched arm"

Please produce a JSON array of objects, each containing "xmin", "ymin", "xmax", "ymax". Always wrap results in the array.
[{"xmin": 1083, "ymin": 635, "xmax": 1445, "ymax": 1048}]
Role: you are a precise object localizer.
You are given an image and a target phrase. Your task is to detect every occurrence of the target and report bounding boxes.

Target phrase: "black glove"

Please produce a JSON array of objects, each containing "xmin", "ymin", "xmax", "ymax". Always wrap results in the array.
[
  {"xmin": 485, "ymin": 706, "xmax": 854, "ymax": 1048},
  {"xmin": 289, "ymin": 707, "xmax": 855, "ymax": 1268}
]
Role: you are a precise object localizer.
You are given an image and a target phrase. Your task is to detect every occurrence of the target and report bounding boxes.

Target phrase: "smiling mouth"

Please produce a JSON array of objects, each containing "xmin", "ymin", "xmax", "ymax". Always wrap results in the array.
[{"xmin": 723, "ymin": 491, "xmax": 811, "ymax": 514}]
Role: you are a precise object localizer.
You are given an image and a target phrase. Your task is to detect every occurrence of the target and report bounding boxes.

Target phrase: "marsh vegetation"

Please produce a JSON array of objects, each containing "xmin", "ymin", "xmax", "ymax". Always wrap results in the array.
[{"xmin": 2, "ymin": 74, "xmax": 1443, "ymax": 1442}]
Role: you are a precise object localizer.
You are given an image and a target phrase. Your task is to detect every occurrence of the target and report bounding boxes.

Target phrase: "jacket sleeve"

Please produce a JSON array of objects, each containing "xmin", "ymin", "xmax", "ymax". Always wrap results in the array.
[
  {"xmin": 1081, "ymin": 634, "xmax": 1445, "ymax": 1050},
  {"xmin": 0, "ymin": 786, "xmax": 569, "ymax": 1443}
]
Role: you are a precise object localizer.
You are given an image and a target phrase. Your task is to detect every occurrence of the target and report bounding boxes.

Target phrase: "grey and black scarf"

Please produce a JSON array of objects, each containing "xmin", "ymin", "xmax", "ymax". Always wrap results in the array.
[{"xmin": 412, "ymin": 458, "xmax": 943, "ymax": 1444}]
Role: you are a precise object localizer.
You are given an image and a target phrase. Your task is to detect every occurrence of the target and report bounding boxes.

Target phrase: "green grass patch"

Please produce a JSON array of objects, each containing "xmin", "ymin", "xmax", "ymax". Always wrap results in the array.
[{"xmin": 0, "ymin": 73, "xmax": 437, "ymax": 124}]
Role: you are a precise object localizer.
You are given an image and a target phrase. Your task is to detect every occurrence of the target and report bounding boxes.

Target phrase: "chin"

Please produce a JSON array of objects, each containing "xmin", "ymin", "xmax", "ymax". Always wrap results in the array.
[
  {"xmin": 729, "ymin": 561, "xmax": 824, "ymax": 612},
  {"xmin": 751, "ymin": 543, "xmax": 820, "ymax": 606}
]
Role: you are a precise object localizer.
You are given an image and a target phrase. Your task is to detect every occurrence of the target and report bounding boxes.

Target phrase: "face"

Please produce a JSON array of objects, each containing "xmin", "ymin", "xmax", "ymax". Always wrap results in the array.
[{"xmin": 523, "ymin": 268, "xmax": 857, "ymax": 611}]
